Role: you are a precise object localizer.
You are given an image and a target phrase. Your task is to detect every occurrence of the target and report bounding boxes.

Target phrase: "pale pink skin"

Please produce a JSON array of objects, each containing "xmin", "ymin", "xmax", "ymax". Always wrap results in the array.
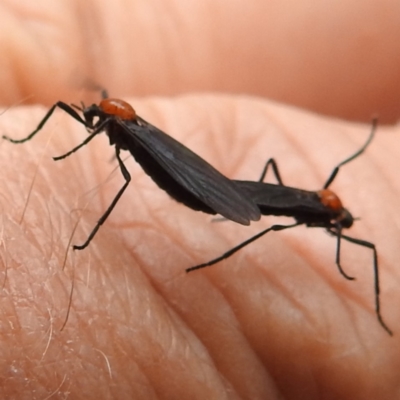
[{"xmin": 0, "ymin": 2, "xmax": 400, "ymax": 399}]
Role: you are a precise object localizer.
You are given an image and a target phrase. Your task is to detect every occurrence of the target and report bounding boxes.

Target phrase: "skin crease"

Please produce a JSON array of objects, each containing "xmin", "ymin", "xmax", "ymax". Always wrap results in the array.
[{"xmin": 0, "ymin": 1, "xmax": 399, "ymax": 400}]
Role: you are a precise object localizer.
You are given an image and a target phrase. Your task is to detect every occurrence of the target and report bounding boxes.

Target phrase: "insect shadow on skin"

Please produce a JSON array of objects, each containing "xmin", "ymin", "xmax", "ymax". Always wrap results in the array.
[
  {"xmin": 187, "ymin": 119, "xmax": 392, "ymax": 336},
  {"xmin": 2, "ymin": 91, "xmax": 261, "ymax": 250}
]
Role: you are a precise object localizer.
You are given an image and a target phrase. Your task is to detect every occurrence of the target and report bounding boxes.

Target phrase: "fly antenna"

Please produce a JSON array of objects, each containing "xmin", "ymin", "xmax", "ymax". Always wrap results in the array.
[{"xmin": 323, "ymin": 118, "xmax": 378, "ymax": 189}]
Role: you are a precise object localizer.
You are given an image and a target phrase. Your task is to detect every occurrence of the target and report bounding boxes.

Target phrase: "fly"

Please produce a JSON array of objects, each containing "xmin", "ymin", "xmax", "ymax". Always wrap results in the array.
[
  {"xmin": 187, "ymin": 120, "xmax": 392, "ymax": 335},
  {"xmin": 3, "ymin": 92, "xmax": 261, "ymax": 249}
]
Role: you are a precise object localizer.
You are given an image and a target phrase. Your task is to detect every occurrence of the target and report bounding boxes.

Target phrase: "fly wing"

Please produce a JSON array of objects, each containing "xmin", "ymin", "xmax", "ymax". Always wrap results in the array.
[{"xmin": 119, "ymin": 118, "xmax": 261, "ymax": 225}]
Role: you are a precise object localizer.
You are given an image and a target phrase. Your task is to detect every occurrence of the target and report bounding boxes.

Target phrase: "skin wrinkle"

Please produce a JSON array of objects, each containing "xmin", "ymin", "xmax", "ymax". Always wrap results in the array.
[
  {"xmin": 133, "ymin": 312, "xmax": 220, "ymax": 397},
  {"xmin": 220, "ymin": 278, "xmax": 310, "ymax": 396},
  {"xmin": 206, "ymin": 269, "xmax": 281, "ymax": 397},
  {"xmin": 138, "ymin": 215, "xmax": 273, "ymax": 398},
  {"xmin": 162, "ymin": 274, "xmax": 268, "ymax": 399},
  {"xmin": 196, "ymin": 276, "xmax": 249, "ymax": 353},
  {"xmin": 253, "ymin": 234, "xmax": 319, "ymax": 328},
  {"xmin": 254, "ymin": 258, "xmax": 317, "ymax": 333},
  {"xmin": 165, "ymin": 314, "xmax": 234, "ymax": 397},
  {"xmin": 206, "ymin": 265, "xmax": 293, "ymax": 389}
]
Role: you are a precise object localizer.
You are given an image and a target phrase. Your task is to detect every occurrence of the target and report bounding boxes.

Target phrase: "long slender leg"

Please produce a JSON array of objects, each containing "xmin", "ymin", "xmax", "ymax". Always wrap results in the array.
[
  {"xmin": 53, "ymin": 117, "xmax": 114, "ymax": 160},
  {"xmin": 2, "ymin": 102, "xmax": 87, "ymax": 143},
  {"xmin": 328, "ymin": 229, "xmax": 392, "ymax": 336},
  {"xmin": 323, "ymin": 119, "xmax": 377, "ymax": 189},
  {"xmin": 53, "ymin": 132, "xmax": 98, "ymax": 161},
  {"xmin": 258, "ymin": 158, "xmax": 284, "ymax": 185},
  {"xmin": 73, "ymin": 146, "xmax": 131, "ymax": 250},
  {"xmin": 187, "ymin": 222, "xmax": 301, "ymax": 273},
  {"xmin": 333, "ymin": 228, "xmax": 356, "ymax": 280}
]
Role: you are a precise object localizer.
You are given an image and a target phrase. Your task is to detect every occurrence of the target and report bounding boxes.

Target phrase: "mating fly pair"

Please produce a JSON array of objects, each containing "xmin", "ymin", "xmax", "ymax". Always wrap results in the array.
[{"xmin": 3, "ymin": 95, "xmax": 391, "ymax": 335}]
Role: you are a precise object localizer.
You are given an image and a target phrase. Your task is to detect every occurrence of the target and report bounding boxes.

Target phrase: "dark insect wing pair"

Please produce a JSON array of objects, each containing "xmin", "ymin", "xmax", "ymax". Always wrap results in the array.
[
  {"xmin": 3, "ymin": 95, "xmax": 261, "ymax": 250},
  {"xmin": 118, "ymin": 115, "xmax": 261, "ymax": 221},
  {"xmin": 188, "ymin": 120, "xmax": 392, "ymax": 335}
]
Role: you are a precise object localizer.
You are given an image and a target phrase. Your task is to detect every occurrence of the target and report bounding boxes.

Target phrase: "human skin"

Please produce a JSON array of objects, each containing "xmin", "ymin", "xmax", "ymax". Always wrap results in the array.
[
  {"xmin": 1, "ymin": 0, "xmax": 400, "ymax": 121},
  {"xmin": 0, "ymin": 1, "xmax": 400, "ymax": 399}
]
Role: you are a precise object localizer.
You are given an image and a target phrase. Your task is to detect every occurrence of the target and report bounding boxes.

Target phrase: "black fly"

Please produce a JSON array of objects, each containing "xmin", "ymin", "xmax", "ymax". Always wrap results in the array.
[
  {"xmin": 187, "ymin": 120, "xmax": 392, "ymax": 335},
  {"xmin": 3, "ymin": 92, "xmax": 261, "ymax": 249}
]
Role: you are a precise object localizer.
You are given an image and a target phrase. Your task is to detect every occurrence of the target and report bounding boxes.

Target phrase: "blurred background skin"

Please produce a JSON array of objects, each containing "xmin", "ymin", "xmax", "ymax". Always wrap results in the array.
[
  {"xmin": 0, "ymin": 0, "xmax": 400, "ymax": 122},
  {"xmin": 0, "ymin": 1, "xmax": 400, "ymax": 399}
]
